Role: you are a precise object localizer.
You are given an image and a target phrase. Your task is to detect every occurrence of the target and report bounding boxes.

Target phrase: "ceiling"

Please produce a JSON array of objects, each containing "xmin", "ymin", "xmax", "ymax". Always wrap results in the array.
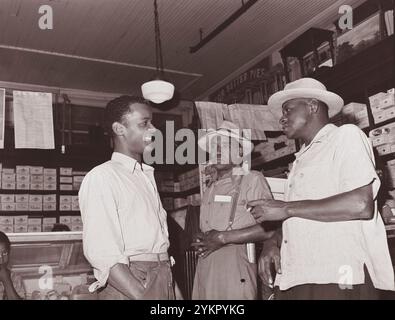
[{"xmin": 0, "ymin": 0, "xmax": 363, "ymax": 101}]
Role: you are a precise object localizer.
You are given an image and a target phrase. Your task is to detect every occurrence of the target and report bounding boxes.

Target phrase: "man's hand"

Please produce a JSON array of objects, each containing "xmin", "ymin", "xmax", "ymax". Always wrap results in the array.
[
  {"xmin": 258, "ymin": 245, "xmax": 281, "ymax": 287},
  {"xmin": 248, "ymin": 199, "xmax": 290, "ymax": 223},
  {"xmin": 191, "ymin": 230, "xmax": 226, "ymax": 259}
]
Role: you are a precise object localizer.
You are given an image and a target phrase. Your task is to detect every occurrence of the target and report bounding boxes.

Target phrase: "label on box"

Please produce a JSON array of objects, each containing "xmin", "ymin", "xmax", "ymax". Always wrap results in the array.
[
  {"xmin": 60, "ymin": 204, "xmax": 71, "ymax": 211},
  {"xmin": 43, "ymin": 203, "xmax": 57, "ymax": 211},
  {"xmin": 28, "ymin": 218, "xmax": 42, "ymax": 225},
  {"xmin": 60, "ymin": 168, "xmax": 72, "ymax": 176},
  {"xmin": 60, "ymin": 184, "xmax": 73, "ymax": 191},
  {"xmin": 14, "ymin": 225, "xmax": 28, "ymax": 233},
  {"xmin": 59, "ymin": 196, "xmax": 72, "ymax": 204},
  {"xmin": 2, "ymin": 182, "xmax": 15, "ymax": 190},
  {"xmin": 15, "ymin": 203, "xmax": 29, "ymax": 211},
  {"xmin": 377, "ymin": 144, "xmax": 392, "ymax": 156},
  {"xmin": 14, "ymin": 216, "xmax": 28, "ymax": 225},
  {"xmin": 30, "ymin": 166, "xmax": 43, "ymax": 175},
  {"xmin": 44, "ymin": 175, "xmax": 57, "ymax": 183},
  {"xmin": 43, "ymin": 168, "xmax": 57, "ymax": 175},
  {"xmin": 60, "ymin": 177, "xmax": 73, "ymax": 183},
  {"xmin": 30, "ymin": 183, "xmax": 44, "ymax": 190},
  {"xmin": 29, "ymin": 203, "xmax": 43, "ymax": 211},
  {"xmin": 1, "ymin": 203, "xmax": 15, "ymax": 211},
  {"xmin": 0, "ymin": 216, "xmax": 14, "ymax": 224},
  {"xmin": 16, "ymin": 166, "xmax": 30, "ymax": 175},
  {"xmin": 59, "ymin": 216, "xmax": 71, "ymax": 224},
  {"xmin": 29, "ymin": 195, "xmax": 43, "ymax": 203},
  {"xmin": 44, "ymin": 183, "xmax": 57, "ymax": 190},
  {"xmin": 0, "ymin": 225, "xmax": 13, "ymax": 233},
  {"xmin": 17, "ymin": 183, "xmax": 29, "ymax": 190},
  {"xmin": 16, "ymin": 174, "xmax": 30, "ymax": 183},
  {"xmin": 27, "ymin": 225, "xmax": 42, "ymax": 232},
  {"xmin": 31, "ymin": 175, "xmax": 44, "ymax": 183},
  {"xmin": 1, "ymin": 194, "xmax": 14, "ymax": 203}
]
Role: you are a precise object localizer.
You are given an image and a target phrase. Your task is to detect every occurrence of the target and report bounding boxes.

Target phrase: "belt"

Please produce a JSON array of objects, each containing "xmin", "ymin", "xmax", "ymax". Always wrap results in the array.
[{"xmin": 128, "ymin": 252, "xmax": 169, "ymax": 262}]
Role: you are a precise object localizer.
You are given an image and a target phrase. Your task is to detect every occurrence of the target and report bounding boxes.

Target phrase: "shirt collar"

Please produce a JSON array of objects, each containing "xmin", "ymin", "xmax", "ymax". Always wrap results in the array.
[
  {"xmin": 295, "ymin": 123, "xmax": 337, "ymax": 158},
  {"xmin": 111, "ymin": 152, "xmax": 154, "ymax": 173}
]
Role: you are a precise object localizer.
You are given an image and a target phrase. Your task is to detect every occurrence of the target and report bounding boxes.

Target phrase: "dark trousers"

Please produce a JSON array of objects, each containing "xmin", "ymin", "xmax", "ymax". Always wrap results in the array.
[
  {"xmin": 275, "ymin": 267, "xmax": 379, "ymax": 300},
  {"xmin": 98, "ymin": 260, "xmax": 175, "ymax": 300}
]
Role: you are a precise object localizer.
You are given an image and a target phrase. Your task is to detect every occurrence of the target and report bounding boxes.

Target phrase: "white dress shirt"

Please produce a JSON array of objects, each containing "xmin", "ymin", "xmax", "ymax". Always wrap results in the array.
[
  {"xmin": 275, "ymin": 124, "xmax": 394, "ymax": 291},
  {"xmin": 79, "ymin": 152, "xmax": 169, "ymax": 291}
]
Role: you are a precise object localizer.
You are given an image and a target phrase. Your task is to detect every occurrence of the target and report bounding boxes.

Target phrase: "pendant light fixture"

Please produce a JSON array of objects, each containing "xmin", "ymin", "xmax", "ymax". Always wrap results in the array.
[{"xmin": 141, "ymin": 0, "xmax": 174, "ymax": 104}]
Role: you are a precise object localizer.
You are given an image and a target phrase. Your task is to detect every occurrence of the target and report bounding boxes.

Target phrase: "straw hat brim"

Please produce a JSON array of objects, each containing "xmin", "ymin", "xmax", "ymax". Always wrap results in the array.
[{"xmin": 198, "ymin": 130, "xmax": 253, "ymax": 156}]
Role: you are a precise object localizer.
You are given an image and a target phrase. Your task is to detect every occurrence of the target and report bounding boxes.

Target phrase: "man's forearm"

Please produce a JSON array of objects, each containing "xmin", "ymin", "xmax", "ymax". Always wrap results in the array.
[
  {"xmin": 285, "ymin": 184, "xmax": 373, "ymax": 222},
  {"xmin": 2, "ymin": 278, "xmax": 21, "ymax": 300},
  {"xmin": 222, "ymin": 224, "xmax": 274, "ymax": 245},
  {"xmin": 108, "ymin": 263, "xmax": 144, "ymax": 300}
]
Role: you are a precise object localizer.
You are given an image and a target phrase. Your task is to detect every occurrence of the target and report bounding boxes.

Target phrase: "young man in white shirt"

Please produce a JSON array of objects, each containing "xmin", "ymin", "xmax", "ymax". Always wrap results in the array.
[{"xmin": 79, "ymin": 96, "xmax": 174, "ymax": 300}]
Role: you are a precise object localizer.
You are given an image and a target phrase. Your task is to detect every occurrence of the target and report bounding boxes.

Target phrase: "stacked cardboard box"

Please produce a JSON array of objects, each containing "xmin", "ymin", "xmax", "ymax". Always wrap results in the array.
[
  {"xmin": 369, "ymin": 122, "xmax": 395, "ymax": 156},
  {"xmin": 254, "ymin": 136, "xmax": 297, "ymax": 163},
  {"xmin": 341, "ymin": 102, "xmax": 369, "ymax": 129},
  {"xmin": 369, "ymin": 89, "xmax": 395, "ymax": 125}
]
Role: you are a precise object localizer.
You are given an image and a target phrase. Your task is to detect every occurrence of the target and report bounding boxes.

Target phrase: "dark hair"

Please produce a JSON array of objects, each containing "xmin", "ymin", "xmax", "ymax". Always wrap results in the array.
[
  {"xmin": 105, "ymin": 95, "xmax": 151, "ymax": 136},
  {"xmin": 0, "ymin": 231, "xmax": 11, "ymax": 251}
]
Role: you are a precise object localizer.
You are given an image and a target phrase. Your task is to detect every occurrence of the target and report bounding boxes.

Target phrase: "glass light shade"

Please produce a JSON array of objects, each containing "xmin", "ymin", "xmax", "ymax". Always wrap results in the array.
[{"xmin": 141, "ymin": 79, "xmax": 175, "ymax": 104}]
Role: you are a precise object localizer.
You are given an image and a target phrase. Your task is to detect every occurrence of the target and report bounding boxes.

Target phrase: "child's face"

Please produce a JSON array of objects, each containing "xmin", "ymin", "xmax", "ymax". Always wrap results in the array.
[{"xmin": 0, "ymin": 243, "xmax": 9, "ymax": 265}]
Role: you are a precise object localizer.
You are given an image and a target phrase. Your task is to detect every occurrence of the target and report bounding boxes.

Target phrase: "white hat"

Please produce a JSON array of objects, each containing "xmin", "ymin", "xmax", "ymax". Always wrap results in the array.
[
  {"xmin": 268, "ymin": 78, "xmax": 344, "ymax": 119},
  {"xmin": 198, "ymin": 121, "xmax": 253, "ymax": 156}
]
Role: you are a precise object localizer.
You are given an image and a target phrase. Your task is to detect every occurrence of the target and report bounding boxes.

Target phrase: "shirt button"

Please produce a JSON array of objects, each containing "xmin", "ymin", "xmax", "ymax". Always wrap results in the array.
[
  {"xmin": 299, "ymin": 173, "xmax": 304, "ymax": 178},
  {"xmin": 284, "ymin": 240, "xmax": 288, "ymax": 244},
  {"xmin": 289, "ymin": 184, "xmax": 292, "ymax": 188}
]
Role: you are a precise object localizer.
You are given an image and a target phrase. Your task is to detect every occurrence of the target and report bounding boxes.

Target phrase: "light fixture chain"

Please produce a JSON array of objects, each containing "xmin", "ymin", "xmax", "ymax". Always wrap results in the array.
[{"xmin": 154, "ymin": 0, "xmax": 164, "ymax": 75}]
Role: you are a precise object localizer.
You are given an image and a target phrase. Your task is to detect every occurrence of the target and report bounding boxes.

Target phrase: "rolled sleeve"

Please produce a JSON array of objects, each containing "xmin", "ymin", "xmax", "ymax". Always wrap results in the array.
[
  {"xmin": 79, "ymin": 170, "xmax": 129, "ymax": 290},
  {"xmin": 246, "ymin": 171, "xmax": 273, "ymax": 201},
  {"xmin": 336, "ymin": 125, "xmax": 380, "ymax": 197}
]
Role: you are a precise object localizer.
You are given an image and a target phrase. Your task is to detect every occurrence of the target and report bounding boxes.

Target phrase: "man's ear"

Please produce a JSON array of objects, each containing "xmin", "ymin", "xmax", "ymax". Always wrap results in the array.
[
  {"xmin": 309, "ymin": 99, "xmax": 319, "ymax": 114},
  {"xmin": 112, "ymin": 122, "xmax": 126, "ymax": 136}
]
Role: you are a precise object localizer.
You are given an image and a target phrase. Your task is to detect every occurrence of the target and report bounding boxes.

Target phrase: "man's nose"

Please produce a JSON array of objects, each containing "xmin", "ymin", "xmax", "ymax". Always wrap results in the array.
[{"xmin": 279, "ymin": 116, "xmax": 287, "ymax": 125}]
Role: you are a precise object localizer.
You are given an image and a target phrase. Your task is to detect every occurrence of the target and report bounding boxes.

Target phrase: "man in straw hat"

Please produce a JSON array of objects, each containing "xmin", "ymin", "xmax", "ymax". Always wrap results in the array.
[
  {"xmin": 248, "ymin": 78, "xmax": 394, "ymax": 299},
  {"xmin": 191, "ymin": 120, "xmax": 275, "ymax": 299}
]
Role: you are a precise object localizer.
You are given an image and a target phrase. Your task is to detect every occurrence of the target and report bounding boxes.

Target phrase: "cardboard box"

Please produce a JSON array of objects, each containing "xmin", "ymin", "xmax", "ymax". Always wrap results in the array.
[
  {"xmin": 380, "ymin": 93, "xmax": 395, "ymax": 109},
  {"xmin": 2, "ymin": 182, "xmax": 15, "ymax": 190},
  {"xmin": 43, "ymin": 168, "xmax": 57, "ymax": 176},
  {"xmin": 30, "ymin": 166, "xmax": 44, "ymax": 175},
  {"xmin": 43, "ymin": 194, "xmax": 57, "ymax": 203},
  {"xmin": 0, "ymin": 225, "xmax": 13, "ymax": 233},
  {"xmin": 59, "ymin": 204, "xmax": 71, "ymax": 211},
  {"xmin": 44, "ymin": 183, "xmax": 57, "ymax": 190},
  {"xmin": 29, "ymin": 195, "xmax": 43, "ymax": 204},
  {"xmin": 1, "ymin": 194, "xmax": 14, "ymax": 203},
  {"xmin": 373, "ymin": 110, "xmax": 386, "ymax": 124},
  {"xmin": 1, "ymin": 203, "xmax": 15, "ymax": 211},
  {"xmin": 2, "ymin": 173, "xmax": 15, "ymax": 182},
  {"xmin": 42, "ymin": 224, "xmax": 54, "ymax": 232},
  {"xmin": 28, "ymin": 218, "xmax": 42, "ymax": 225},
  {"xmin": 60, "ymin": 184, "xmax": 73, "ymax": 191},
  {"xmin": 16, "ymin": 183, "xmax": 29, "ymax": 190},
  {"xmin": 0, "ymin": 216, "xmax": 14, "ymax": 224},
  {"xmin": 27, "ymin": 225, "xmax": 42, "ymax": 233},
  {"xmin": 71, "ymin": 196, "xmax": 79, "ymax": 205},
  {"xmin": 30, "ymin": 183, "xmax": 44, "ymax": 190},
  {"xmin": 369, "ymin": 92, "xmax": 387, "ymax": 108},
  {"xmin": 73, "ymin": 176, "xmax": 85, "ymax": 183},
  {"xmin": 15, "ymin": 194, "xmax": 29, "ymax": 203},
  {"xmin": 71, "ymin": 216, "xmax": 82, "ymax": 224},
  {"xmin": 14, "ymin": 216, "xmax": 28, "ymax": 225},
  {"xmin": 59, "ymin": 195, "xmax": 72, "ymax": 204},
  {"xmin": 16, "ymin": 166, "xmax": 30, "ymax": 175},
  {"xmin": 71, "ymin": 203, "xmax": 80, "ymax": 211},
  {"xmin": 43, "ymin": 217, "xmax": 56, "ymax": 224},
  {"xmin": 14, "ymin": 225, "xmax": 28, "ymax": 233},
  {"xmin": 16, "ymin": 174, "xmax": 30, "ymax": 183},
  {"xmin": 73, "ymin": 183, "xmax": 81, "ymax": 191},
  {"xmin": 29, "ymin": 203, "xmax": 43, "ymax": 211},
  {"xmin": 377, "ymin": 144, "xmax": 392, "ymax": 156},
  {"xmin": 43, "ymin": 175, "xmax": 57, "ymax": 183},
  {"xmin": 59, "ymin": 216, "xmax": 71, "ymax": 224},
  {"xmin": 15, "ymin": 203, "xmax": 29, "ymax": 211},
  {"xmin": 31, "ymin": 175, "xmax": 44, "ymax": 183},
  {"xmin": 71, "ymin": 224, "xmax": 83, "ymax": 231},
  {"xmin": 43, "ymin": 203, "xmax": 57, "ymax": 211},
  {"xmin": 2, "ymin": 168, "xmax": 15, "ymax": 174},
  {"xmin": 60, "ymin": 177, "xmax": 73, "ymax": 183},
  {"xmin": 60, "ymin": 168, "xmax": 73, "ymax": 176}
]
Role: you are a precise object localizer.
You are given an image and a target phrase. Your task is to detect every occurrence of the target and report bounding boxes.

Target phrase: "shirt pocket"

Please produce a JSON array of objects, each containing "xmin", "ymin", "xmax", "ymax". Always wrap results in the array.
[
  {"xmin": 208, "ymin": 201, "xmax": 233, "ymax": 231},
  {"xmin": 294, "ymin": 163, "xmax": 333, "ymax": 199}
]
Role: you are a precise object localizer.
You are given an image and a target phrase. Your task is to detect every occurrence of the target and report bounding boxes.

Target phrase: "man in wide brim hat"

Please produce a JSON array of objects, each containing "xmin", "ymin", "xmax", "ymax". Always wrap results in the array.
[{"xmin": 247, "ymin": 77, "xmax": 395, "ymax": 299}]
